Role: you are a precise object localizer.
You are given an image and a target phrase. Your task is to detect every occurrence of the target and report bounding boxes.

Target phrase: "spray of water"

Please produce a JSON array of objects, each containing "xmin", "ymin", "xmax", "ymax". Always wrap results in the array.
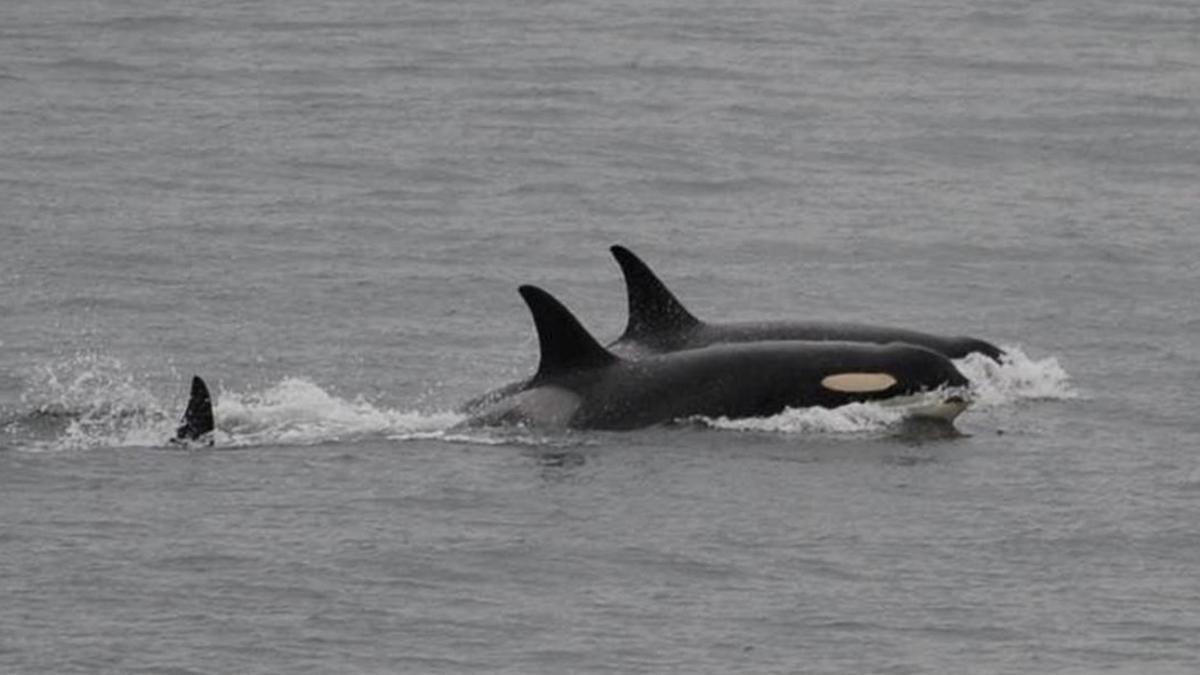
[
  {"xmin": 955, "ymin": 345, "xmax": 1077, "ymax": 408},
  {"xmin": 10, "ymin": 357, "xmax": 464, "ymax": 452},
  {"xmin": 213, "ymin": 377, "xmax": 463, "ymax": 447},
  {"xmin": 7, "ymin": 345, "xmax": 1072, "ymax": 451}
]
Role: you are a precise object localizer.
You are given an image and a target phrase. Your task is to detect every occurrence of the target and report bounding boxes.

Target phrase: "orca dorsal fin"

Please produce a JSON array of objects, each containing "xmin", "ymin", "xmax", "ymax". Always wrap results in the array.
[
  {"xmin": 175, "ymin": 375, "xmax": 215, "ymax": 441},
  {"xmin": 518, "ymin": 285, "xmax": 618, "ymax": 381},
  {"xmin": 610, "ymin": 245, "xmax": 700, "ymax": 341}
]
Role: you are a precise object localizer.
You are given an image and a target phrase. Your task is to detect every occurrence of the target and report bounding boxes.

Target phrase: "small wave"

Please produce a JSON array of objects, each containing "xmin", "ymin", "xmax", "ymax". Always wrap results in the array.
[
  {"xmin": 213, "ymin": 377, "xmax": 463, "ymax": 447},
  {"xmin": 955, "ymin": 345, "xmax": 1077, "ymax": 407},
  {"xmin": 10, "ymin": 355, "xmax": 464, "ymax": 451},
  {"xmin": 695, "ymin": 401, "xmax": 909, "ymax": 435}
]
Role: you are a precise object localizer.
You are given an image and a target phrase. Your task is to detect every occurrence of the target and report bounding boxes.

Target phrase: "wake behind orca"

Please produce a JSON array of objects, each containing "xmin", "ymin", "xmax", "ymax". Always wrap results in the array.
[
  {"xmin": 609, "ymin": 245, "xmax": 1004, "ymax": 361},
  {"xmin": 467, "ymin": 286, "xmax": 971, "ymax": 430}
]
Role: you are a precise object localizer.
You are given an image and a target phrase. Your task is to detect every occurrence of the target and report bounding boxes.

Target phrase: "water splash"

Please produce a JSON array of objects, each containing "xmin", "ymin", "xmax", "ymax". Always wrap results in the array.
[
  {"xmin": 8, "ymin": 356, "xmax": 464, "ymax": 452},
  {"xmin": 22, "ymin": 353, "xmax": 161, "ymax": 419},
  {"xmin": 15, "ymin": 353, "xmax": 173, "ymax": 451},
  {"xmin": 213, "ymin": 377, "xmax": 463, "ymax": 447},
  {"xmin": 955, "ymin": 344, "xmax": 1077, "ymax": 407}
]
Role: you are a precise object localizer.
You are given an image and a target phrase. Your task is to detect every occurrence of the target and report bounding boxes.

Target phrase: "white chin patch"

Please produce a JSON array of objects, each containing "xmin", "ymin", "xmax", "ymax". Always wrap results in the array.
[{"xmin": 821, "ymin": 372, "xmax": 898, "ymax": 393}]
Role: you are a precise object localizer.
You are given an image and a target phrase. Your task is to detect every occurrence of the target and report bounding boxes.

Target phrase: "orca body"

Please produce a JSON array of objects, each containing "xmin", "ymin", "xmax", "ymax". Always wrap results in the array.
[
  {"xmin": 609, "ymin": 245, "xmax": 1004, "ymax": 361},
  {"xmin": 173, "ymin": 375, "xmax": 215, "ymax": 444},
  {"xmin": 467, "ymin": 286, "xmax": 971, "ymax": 431}
]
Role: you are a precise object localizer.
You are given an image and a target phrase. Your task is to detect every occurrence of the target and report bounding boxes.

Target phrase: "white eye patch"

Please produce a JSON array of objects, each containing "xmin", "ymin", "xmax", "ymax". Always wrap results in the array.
[{"xmin": 820, "ymin": 372, "xmax": 898, "ymax": 393}]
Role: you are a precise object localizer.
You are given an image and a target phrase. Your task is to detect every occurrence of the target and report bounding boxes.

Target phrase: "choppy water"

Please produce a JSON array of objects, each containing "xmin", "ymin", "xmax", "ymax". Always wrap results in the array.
[{"xmin": 2, "ymin": 0, "xmax": 1198, "ymax": 672}]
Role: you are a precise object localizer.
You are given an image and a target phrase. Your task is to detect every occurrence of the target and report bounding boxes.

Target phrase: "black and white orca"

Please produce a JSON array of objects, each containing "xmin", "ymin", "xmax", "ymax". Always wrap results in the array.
[
  {"xmin": 609, "ymin": 245, "xmax": 1004, "ymax": 361},
  {"xmin": 467, "ymin": 286, "xmax": 971, "ymax": 430}
]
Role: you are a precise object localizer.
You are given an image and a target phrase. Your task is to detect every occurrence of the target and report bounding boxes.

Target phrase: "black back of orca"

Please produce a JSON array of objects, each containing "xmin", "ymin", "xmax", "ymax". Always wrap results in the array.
[
  {"xmin": 175, "ymin": 375, "xmax": 215, "ymax": 441},
  {"xmin": 469, "ymin": 285, "xmax": 970, "ymax": 430},
  {"xmin": 564, "ymin": 341, "xmax": 970, "ymax": 430},
  {"xmin": 610, "ymin": 245, "xmax": 1004, "ymax": 362}
]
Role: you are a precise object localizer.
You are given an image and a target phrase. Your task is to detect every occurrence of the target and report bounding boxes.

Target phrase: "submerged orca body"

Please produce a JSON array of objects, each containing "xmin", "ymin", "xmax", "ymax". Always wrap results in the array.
[
  {"xmin": 173, "ymin": 376, "xmax": 215, "ymax": 444},
  {"xmin": 609, "ymin": 245, "xmax": 1004, "ymax": 361},
  {"xmin": 467, "ymin": 286, "xmax": 971, "ymax": 430}
]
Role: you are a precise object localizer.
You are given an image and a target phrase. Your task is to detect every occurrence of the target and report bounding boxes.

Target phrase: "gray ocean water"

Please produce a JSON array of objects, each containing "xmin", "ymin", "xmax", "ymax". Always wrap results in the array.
[{"xmin": 2, "ymin": 0, "xmax": 1198, "ymax": 672}]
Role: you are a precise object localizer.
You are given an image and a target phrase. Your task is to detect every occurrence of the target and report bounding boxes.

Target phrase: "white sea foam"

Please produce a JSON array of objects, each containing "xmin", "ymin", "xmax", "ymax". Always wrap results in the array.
[
  {"xmin": 23, "ymin": 353, "xmax": 161, "ymax": 420},
  {"xmin": 11, "ymin": 356, "xmax": 562, "ymax": 451},
  {"xmin": 213, "ymin": 377, "xmax": 464, "ymax": 447},
  {"xmin": 13, "ymin": 357, "xmax": 465, "ymax": 451},
  {"xmin": 696, "ymin": 401, "xmax": 909, "ymax": 435},
  {"xmin": 955, "ymin": 345, "xmax": 1077, "ymax": 408},
  {"xmin": 18, "ymin": 353, "xmax": 172, "ymax": 451}
]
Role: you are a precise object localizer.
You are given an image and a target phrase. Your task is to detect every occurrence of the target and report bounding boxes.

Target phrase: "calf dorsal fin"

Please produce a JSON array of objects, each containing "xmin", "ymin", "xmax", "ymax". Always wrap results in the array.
[
  {"xmin": 610, "ymin": 245, "xmax": 700, "ymax": 341},
  {"xmin": 518, "ymin": 285, "xmax": 617, "ymax": 381},
  {"xmin": 175, "ymin": 375, "xmax": 214, "ymax": 441}
]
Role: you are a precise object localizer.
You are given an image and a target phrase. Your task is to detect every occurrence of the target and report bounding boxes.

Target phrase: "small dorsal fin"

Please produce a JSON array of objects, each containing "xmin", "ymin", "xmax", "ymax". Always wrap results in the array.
[
  {"xmin": 610, "ymin": 245, "xmax": 700, "ymax": 340},
  {"xmin": 518, "ymin": 285, "xmax": 617, "ymax": 381},
  {"xmin": 175, "ymin": 375, "xmax": 215, "ymax": 441}
]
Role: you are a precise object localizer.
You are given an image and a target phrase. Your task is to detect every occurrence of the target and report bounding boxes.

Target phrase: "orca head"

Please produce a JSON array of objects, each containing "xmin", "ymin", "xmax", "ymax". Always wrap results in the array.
[
  {"xmin": 902, "ymin": 344, "xmax": 971, "ymax": 391},
  {"xmin": 886, "ymin": 346, "xmax": 973, "ymax": 420},
  {"xmin": 925, "ymin": 335, "xmax": 1005, "ymax": 362},
  {"xmin": 838, "ymin": 343, "xmax": 971, "ymax": 398},
  {"xmin": 947, "ymin": 336, "xmax": 1006, "ymax": 363}
]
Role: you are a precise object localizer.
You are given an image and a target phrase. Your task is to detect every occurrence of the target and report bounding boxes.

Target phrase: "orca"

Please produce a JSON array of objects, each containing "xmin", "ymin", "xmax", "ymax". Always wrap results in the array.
[
  {"xmin": 467, "ymin": 285, "xmax": 971, "ymax": 430},
  {"xmin": 172, "ymin": 375, "xmax": 215, "ymax": 445},
  {"xmin": 609, "ymin": 245, "xmax": 1005, "ymax": 361}
]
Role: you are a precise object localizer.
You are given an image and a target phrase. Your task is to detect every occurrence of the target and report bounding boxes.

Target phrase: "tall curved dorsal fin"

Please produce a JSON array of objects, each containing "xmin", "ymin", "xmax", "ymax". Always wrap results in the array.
[
  {"xmin": 175, "ymin": 375, "xmax": 215, "ymax": 441},
  {"xmin": 518, "ymin": 285, "xmax": 618, "ymax": 381},
  {"xmin": 610, "ymin": 245, "xmax": 700, "ymax": 340}
]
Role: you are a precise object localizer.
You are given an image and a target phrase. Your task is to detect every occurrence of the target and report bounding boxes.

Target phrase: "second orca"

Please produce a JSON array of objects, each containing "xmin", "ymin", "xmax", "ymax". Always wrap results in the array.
[{"xmin": 609, "ymin": 245, "xmax": 1004, "ymax": 361}]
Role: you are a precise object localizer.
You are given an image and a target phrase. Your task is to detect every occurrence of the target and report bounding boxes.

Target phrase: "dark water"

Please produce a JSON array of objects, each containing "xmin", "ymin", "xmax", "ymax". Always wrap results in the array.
[{"xmin": 2, "ymin": 0, "xmax": 1198, "ymax": 672}]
